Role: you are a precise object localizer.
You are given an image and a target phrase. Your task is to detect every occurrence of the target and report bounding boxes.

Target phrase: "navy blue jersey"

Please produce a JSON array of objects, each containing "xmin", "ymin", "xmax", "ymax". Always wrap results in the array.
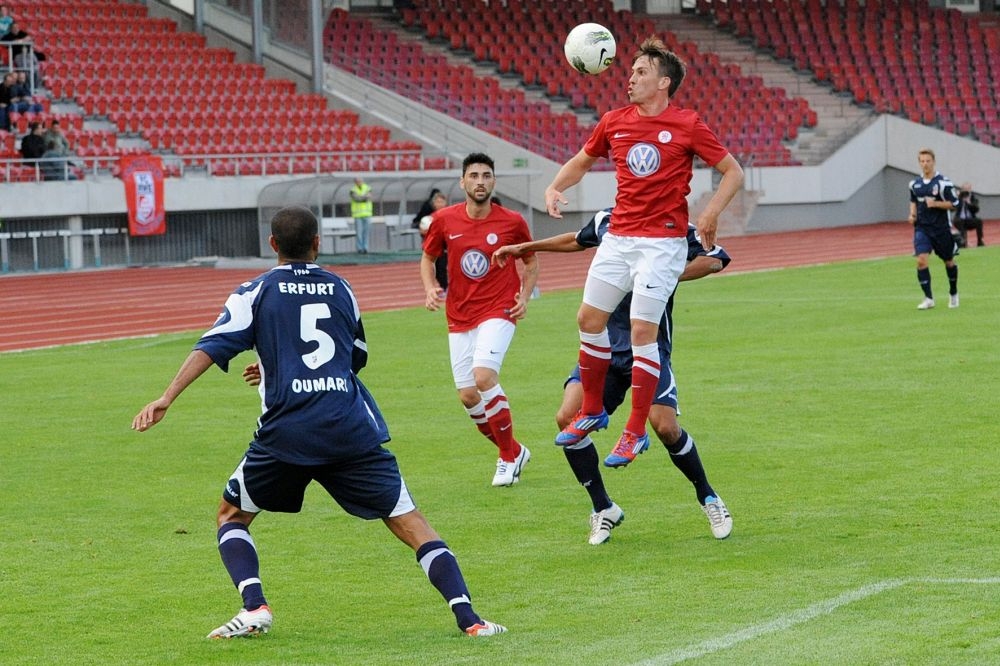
[
  {"xmin": 196, "ymin": 263, "xmax": 389, "ymax": 465},
  {"xmin": 909, "ymin": 172, "xmax": 959, "ymax": 230},
  {"xmin": 575, "ymin": 208, "xmax": 731, "ymax": 358}
]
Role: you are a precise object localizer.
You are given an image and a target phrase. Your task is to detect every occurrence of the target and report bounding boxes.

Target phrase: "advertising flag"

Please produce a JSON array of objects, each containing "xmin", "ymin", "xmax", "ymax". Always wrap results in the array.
[{"xmin": 121, "ymin": 154, "xmax": 166, "ymax": 236}]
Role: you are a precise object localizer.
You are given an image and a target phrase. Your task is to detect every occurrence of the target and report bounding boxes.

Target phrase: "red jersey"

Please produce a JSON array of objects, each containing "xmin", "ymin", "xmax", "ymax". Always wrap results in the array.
[
  {"xmin": 584, "ymin": 104, "xmax": 730, "ymax": 238},
  {"xmin": 423, "ymin": 202, "xmax": 533, "ymax": 332}
]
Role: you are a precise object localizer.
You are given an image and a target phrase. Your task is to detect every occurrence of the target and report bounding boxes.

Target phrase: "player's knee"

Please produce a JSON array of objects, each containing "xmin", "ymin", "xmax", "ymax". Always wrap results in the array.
[
  {"xmin": 472, "ymin": 367, "xmax": 498, "ymax": 391},
  {"xmin": 556, "ymin": 406, "xmax": 574, "ymax": 429},
  {"xmin": 216, "ymin": 500, "xmax": 252, "ymax": 529},
  {"xmin": 649, "ymin": 413, "xmax": 681, "ymax": 445}
]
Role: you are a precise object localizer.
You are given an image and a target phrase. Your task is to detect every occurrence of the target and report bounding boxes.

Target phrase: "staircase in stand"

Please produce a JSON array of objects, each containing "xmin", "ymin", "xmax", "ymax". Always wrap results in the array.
[{"xmin": 658, "ymin": 14, "xmax": 876, "ymax": 166}]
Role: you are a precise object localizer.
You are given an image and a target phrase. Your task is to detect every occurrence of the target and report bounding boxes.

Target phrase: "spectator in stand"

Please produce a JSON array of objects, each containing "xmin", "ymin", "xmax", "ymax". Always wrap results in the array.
[
  {"xmin": 413, "ymin": 188, "xmax": 449, "ymax": 290},
  {"xmin": 0, "ymin": 71, "xmax": 16, "ymax": 130},
  {"xmin": 11, "ymin": 71, "xmax": 42, "ymax": 113},
  {"xmin": 19, "ymin": 120, "xmax": 45, "ymax": 163},
  {"xmin": 0, "ymin": 5, "xmax": 14, "ymax": 39},
  {"xmin": 43, "ymin": 119, "xmax": 70, "ymax": 156},
  {"xmin": 0, "ymin": 21, "xmax": 44, "ymax": 84},
  {"xmin": 41, "ymin": 138, "xmax": 76, "ymax": 181}
]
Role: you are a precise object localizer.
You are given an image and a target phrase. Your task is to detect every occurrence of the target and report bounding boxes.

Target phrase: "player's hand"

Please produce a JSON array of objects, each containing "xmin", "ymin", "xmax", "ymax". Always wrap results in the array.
[
  {"xmin": 131, "ymin": 398, "xmax": 170, "ymax": 432},
  {"xmin": 492, "ymin": 244, "xmax": 520, "ymax": 267},
  {"xmin": 506, "ymin": 293, "xmax": 529, "ymax": 320},
  {"xmin": 424, "ymin": 287, "xmax": 445, "ymax": 311},
  {"xmin": 545, "ymin": 187, "xmax": 567, "ymax": 218},
  {"xmin": 243, "ymin": 362, "xmax": 261, "ymax": 386},
  {"xmin": 695, "ymin": 212, "xmax": 719, "ymax": 251}
]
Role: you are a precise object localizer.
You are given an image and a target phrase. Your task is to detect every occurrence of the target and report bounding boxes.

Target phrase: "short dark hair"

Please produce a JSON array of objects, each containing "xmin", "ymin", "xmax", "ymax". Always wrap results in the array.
[
  {"xmin": 462, "ymin": 152, "xmax": 494, "ymax": 176},
  {"xmin": 270, "ymin": 206, "xmax": 318, "ymax": 259},
  {"xmin": 634, "ymin": 37, "xmax": 686, "ymax": 97}
]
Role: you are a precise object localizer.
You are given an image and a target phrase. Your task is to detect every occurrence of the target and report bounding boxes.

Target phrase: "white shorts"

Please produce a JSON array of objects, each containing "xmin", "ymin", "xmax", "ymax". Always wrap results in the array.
[
  {"xmin": 448, "ymin": 318, "xmax": 516, "ymax": 389},
  {"xmin": 583, "ymin": 233, "xmax": 687, "ymax": 320}
]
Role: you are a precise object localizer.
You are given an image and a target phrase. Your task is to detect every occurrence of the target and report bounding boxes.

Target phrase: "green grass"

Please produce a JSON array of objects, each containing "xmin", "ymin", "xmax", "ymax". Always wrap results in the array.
[{"xmin": 3, "ymin": 248, "xmax": 999, "ymax": 665}]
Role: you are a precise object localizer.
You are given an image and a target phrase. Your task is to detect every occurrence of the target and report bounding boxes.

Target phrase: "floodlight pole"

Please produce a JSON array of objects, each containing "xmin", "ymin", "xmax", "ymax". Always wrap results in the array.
[
  {"xmin": 193, "ymin": 0, "xmax": 204, "ymax": 34},
  {"xmin": 310, "ymin": 0, "xmax": 324, "ymax": 94},
  {"xmin": 252, "ymin": 0, "xmax": 264, "ymax": 65}
]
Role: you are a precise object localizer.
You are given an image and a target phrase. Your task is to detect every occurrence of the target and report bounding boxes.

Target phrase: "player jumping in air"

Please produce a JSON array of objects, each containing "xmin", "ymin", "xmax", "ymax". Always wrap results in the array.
[
  {"xmin": 543, "ymin": 37, "xmax": 744, "ymax": 465},
  {"xmin": 494, "ymin": 208, "xmax": 733, "ymax": 544}
]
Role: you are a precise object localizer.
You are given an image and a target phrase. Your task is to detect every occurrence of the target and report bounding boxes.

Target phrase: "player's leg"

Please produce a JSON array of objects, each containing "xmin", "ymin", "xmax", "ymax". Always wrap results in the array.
[
  {"xmin": 557, "ymin": 280, "xmax": 623, "ymax": 446},
  {"xmin": 557, "ymin": 375, "xmax": 611, "ymax": 510},
  {"xmin": 934, "ymin": 231, "xmax": 960, "ymax": 307},
  {"xmin": 451, "ymin": 330, "xmax": 499, "ymax": 448},
  {"xmin": 647, "ymin": 399, "xmax": 733, "ymax": 540},
  {"xmin": 559, "ymin": 365, "xmax": 628, "ymax": 544},
  {"xmin": 914, "ymin": 230, "xmax": 935, "ymax": 308},
  {"xmin": 210, "ymin": 501, "xmax": 273, "ymax": 639},
  {"xmin": 612, "ymin": 238, "xmax": 686, "ymax": 453},
  {"xmin": 559, "ymin": 239, "xmax": 635, "ymax": 445},
  {"xmin": 945, "ymin": 258, "xmax": 959, "ymax": 308},
  {"xmin": 386, "ymin": 510, "xmax": 506, "ymax": 636},
  {"xmin": 208, "ymin": 450, "xmax": 309, "ymax": 638},
  {"xmin": 471, "ymin": 319, "xmax": 529, "ymax": 485},
  {"xmin": 319, "ymin": 447, "xmax": 505, "ymax": 636}
]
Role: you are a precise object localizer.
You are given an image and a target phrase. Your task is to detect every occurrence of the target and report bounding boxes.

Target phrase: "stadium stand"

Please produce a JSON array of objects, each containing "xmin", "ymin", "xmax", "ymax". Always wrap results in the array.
[
  {"xmin": 325, "ymin": 7, "xmax": 596, "ymax": 165},
  {"xmin": 0, "ymin": 0, "xmax": 441, "ymax": 182},
  {"xmin": 696, "ymin": 0, "xmax": 1000, "ymax": 148},
  {"xmin": 394, "ymin": 0, "xmax": 814, "ymax": 166}
]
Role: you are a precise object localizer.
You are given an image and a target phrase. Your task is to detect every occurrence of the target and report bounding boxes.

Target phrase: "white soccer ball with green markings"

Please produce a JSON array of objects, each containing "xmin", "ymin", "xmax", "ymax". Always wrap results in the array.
[{"xmin": 564, "ymin": 23, "xmax": 616, "ymax": 75}]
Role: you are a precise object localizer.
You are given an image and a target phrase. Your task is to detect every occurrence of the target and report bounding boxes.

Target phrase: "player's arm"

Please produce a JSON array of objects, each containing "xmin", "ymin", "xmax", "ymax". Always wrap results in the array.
[
  {"xmin": 545, "ymin": 149, "xmax": 599, "ymax": 218},
  {"xmin": 931, "ymin": 183, "xmax": 958, "ymax": 211},
  {"xmin": 679, "ymin": 255, "xmax": 724, "ymax": 282},
  {"xmin": 132, "ymin": 349, "xmax": 215, "ymax": 432},
  {"xmin": 492, "ymin": 232, "xmax": 582, "ymax": 267},
  {"xmin": 507, "ymin": 252, "xmax": 539, "ymax": 320},
  {"xmin": 420, "ymin": 252, "xmax": 444, "ymax": 311},
  {"xmin": 697, "ymin": 153, "xmax": 744, "ymax": 250}
]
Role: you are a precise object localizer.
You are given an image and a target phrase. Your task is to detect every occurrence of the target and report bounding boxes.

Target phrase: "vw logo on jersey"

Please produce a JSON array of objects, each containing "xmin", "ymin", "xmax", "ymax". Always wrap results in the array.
[
  {"xmin": 626, "ymin": 143, "xmax": 661, "ymax": 177},
  {"xmin": 460, "ymin": 249, "xmax": 491, "ymax": 279}
]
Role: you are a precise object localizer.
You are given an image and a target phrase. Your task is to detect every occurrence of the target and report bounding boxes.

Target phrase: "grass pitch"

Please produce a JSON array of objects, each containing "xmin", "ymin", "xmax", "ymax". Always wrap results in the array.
[{"xmin": 2, "ymin": 248, "xmax": 999, "ymax": 665}]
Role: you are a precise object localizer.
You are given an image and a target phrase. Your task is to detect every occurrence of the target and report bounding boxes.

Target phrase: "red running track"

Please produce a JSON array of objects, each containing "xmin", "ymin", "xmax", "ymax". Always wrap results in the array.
[{"xmin": 0, "ymin": 221, "xmax": 978, "ymax": 353}]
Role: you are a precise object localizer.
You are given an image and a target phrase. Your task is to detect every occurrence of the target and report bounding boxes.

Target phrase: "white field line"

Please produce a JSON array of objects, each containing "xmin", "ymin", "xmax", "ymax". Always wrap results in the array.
[{"xmin": 632, "ymin": 577, "xmax": 1000, "ymax": 666}]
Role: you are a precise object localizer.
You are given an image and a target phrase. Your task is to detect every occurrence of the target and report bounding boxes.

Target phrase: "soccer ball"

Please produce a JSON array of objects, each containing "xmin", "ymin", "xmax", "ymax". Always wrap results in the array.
[
  {"xmin": 564, "ymin": 23, "xmax": 616, "ymax": 75},
  {"xmin": 418, "ymin": 215, "xmax": 434, "ymax": 233}
]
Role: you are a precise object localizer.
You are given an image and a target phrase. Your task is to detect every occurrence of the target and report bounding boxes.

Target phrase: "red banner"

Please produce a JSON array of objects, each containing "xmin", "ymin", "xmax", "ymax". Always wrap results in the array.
[{"xmin": 121, "ymin": 154, "xmax": 166, "ymax": 236}]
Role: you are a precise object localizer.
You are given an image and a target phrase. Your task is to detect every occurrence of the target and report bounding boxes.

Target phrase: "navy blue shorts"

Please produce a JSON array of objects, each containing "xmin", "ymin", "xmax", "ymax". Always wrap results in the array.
[
  {"xmin": 224, "ymin": 444, "xmax": 415, "ymax": 519},
  {"xmin": 914, "ymin": 226, "xmax": 957, "ymax": 261},
  {"xmin": 565, "ymin": 353, "xmax": 678, "ymax": 414}
]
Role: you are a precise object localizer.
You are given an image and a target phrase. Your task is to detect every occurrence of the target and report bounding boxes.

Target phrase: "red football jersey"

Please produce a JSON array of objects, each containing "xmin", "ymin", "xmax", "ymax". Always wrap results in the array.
[
  {"xmin": 584, "ymin": 104, "xmax": 730, "ymax": 238},
  {"xmin": 423, "ymin": 203, "xmax": 534, "ymax": 332}
]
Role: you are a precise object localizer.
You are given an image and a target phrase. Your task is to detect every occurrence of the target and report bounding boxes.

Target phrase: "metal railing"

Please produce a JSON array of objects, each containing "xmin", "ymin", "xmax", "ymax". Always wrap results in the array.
[{"xmin": 0, "ymin": 148, "xmax": 452, "ymax": 183}]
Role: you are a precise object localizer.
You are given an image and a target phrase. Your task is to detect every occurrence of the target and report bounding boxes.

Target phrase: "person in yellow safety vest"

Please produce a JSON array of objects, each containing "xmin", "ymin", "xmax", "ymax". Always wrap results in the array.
[{"xmin": 350, "ymin": 177, "xmax": 373, "ymax": 254}]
